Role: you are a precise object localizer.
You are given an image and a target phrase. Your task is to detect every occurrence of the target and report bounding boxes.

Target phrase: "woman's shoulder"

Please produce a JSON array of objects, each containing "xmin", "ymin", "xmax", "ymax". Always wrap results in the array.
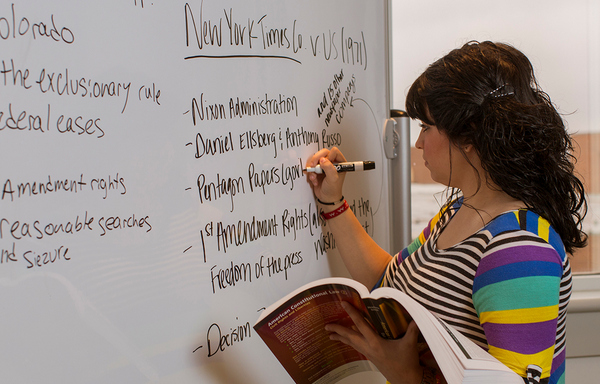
[
  {"xmin": 421, "ymin": 197, "xmax": 463, "ymax": 239},
  {"xmin": 484, "ymin": 209, "xmax": 566, "ymax": 260}
]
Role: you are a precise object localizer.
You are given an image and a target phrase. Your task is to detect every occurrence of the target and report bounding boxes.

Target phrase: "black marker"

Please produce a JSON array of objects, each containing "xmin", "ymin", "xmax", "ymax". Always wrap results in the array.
[{"xmin": 303, "ymin": 161, "xmax": 375, "ymax": 174}]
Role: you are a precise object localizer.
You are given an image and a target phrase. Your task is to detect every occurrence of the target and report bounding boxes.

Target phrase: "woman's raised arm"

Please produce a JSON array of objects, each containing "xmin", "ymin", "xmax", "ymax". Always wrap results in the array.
[{"xmin": 306, "ymin": 147, "xmax": 392, "ymax": 288}]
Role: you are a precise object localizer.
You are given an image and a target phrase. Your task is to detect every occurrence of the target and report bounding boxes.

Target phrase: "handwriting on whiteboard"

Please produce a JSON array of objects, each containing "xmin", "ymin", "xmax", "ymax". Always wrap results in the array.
[{"xmin": 183, "ymin": 1, "xmax": 370, "ymax": 70}]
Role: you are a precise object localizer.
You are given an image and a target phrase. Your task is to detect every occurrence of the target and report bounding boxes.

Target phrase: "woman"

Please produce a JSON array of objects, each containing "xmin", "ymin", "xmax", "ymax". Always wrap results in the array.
[{"xmin": 305, "ymin": 41, "xmax": 587, "ymax": 384}]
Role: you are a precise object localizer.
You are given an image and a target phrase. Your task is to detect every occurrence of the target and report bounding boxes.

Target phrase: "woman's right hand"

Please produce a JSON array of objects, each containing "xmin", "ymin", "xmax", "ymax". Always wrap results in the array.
[
  {"xmin": 306, "ymin": 147, "xmax": 393, "ymax": 288},
  {"xmin": 305, "ymin": 147, "xmax": 347, "ymax": 205}
]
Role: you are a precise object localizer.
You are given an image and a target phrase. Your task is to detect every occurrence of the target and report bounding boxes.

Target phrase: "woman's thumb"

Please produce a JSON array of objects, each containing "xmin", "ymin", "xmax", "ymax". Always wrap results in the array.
[{"xmin": 404, "ymin": 321, "xmax": 420, "ymax": 345}]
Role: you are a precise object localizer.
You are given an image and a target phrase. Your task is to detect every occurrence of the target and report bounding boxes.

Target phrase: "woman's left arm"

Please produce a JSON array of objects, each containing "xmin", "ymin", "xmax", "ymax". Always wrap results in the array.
[{"xmin": 473, "ymin": 241, "xmax": 565, "ymax": 381}]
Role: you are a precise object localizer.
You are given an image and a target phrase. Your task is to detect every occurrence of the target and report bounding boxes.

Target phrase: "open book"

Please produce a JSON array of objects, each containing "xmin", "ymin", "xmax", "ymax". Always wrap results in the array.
[{"xmin": 254, "ymin": 277, "xmax": 523, "ymax": 384}]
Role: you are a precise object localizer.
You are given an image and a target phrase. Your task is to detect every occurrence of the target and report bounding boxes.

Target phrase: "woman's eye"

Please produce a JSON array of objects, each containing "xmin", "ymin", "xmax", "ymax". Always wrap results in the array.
[{"xmin": 420, "ymin": 123, "xmax": 429, "ymax": 131}]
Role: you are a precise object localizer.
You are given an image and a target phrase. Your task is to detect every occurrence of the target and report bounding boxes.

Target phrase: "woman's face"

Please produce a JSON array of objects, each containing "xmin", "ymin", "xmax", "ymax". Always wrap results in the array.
[{"xmin": 415, "ymin": 122, "xmax": 457, "ymax": 186}]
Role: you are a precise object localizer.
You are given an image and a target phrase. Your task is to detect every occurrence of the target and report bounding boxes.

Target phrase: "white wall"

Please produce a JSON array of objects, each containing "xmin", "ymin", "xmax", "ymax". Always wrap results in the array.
[{"xmin": 390, "ymin": 0, "xmax": 600, "ymax": 144}]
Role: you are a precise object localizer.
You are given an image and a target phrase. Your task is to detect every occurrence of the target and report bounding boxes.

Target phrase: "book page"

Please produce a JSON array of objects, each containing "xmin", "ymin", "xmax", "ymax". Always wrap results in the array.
[{"xmin": 437, "ymin": 320, "xmax": 517, "ymax": 373}]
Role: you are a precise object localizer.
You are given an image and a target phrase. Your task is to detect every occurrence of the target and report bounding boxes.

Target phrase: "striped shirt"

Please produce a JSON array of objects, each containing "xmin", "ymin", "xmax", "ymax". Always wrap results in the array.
[{"xmin": 377, "ymin": 199, "xmax": 571, "ymax": 384}]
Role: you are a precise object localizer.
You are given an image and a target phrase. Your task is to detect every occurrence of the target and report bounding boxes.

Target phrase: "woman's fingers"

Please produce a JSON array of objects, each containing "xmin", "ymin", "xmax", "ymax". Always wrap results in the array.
[
  {"xmin": 325, "ymin": 323, "xmax": 355, "ymax": 346},
  {"xmin": 325, "ymin": 301, "xmax": 378, "ymax": 352},
  {"xmin": 306, "ymin": 148, "xmax": 331, "ymax": 167},
  {"xmin": 318, "ymin": 157, "xmax": 341, "ymax": 180},
  {"xmin": 404, "ymin": 321, "xmax": 420, "ymax": 346},
  {"xmin": 328, "ymin": 147, "xmax": 347, "ymax": 163},
  {"xmin": 339, "ymin": 301, "xmax": 376, "ymax": 337},
  {"xmin": 325, "ymin": 302, "xmax": 364, "ymax": 343},
  {"xmin": 305, "ymin": 147, "xmax": 347, "ymax": 168},
  {"xmin": 305, "ymin": 147, "xmax": 347, "ymax": 201}
]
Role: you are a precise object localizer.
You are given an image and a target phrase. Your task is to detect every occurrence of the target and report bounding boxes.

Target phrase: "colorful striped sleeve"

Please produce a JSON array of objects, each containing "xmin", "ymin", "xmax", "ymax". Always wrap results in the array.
[
  {"xmin": 374, "ymin": 208, "xmax": 447, "ymax": 290},
  {"xmin": 472, "ymin": 227, "xmax": 563, "ymax": 380},
  {"xmin": 399, "ymin": 208, "xmax": 445, "ymax": 261}
]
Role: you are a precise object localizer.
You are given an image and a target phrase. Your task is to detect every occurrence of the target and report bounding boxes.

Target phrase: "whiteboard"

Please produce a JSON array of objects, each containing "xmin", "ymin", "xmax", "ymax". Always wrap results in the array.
[{"xmin": 0, "ymin": 1, "xmax": 390, "ymax": 383}]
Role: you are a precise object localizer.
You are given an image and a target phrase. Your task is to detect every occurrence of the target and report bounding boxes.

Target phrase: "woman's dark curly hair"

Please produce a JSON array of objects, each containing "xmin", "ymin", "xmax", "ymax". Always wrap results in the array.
[{"xmin": 406, "ymin": 41, "xmax": 587, "ymax": 254}]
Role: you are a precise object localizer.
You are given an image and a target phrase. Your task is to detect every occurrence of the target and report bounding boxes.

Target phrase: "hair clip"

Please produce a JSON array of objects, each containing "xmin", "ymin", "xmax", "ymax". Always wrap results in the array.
[{"xmin": 487, "ymin": 84, "xmax": 515, "ymax": 98}]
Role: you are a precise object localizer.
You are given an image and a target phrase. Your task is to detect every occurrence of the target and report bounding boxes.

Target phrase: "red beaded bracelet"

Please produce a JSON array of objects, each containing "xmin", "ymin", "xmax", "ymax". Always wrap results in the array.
[{"xmin": 320, "ymin": 200, "xmax": 349, "ymax": 220}]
